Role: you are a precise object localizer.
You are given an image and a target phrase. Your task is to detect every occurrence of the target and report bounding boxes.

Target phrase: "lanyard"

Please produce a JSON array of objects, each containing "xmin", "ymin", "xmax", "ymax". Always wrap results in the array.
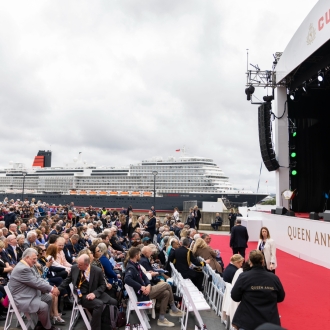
[{"xmin": 77, "ymin": 271, "xmax": 86, "ymax": 289}]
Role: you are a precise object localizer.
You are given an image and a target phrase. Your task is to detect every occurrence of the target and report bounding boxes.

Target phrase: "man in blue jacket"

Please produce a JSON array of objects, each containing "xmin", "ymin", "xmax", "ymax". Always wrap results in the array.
[{"xmin": 124, "ymin": 247, "xmax": 183, "ymax": 327}]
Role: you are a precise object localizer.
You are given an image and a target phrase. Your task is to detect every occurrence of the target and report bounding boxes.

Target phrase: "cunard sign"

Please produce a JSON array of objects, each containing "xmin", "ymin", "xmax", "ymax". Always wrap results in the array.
[{"xmin": 307, "ymin": 8, "xmax": 330, "ymax": 45}]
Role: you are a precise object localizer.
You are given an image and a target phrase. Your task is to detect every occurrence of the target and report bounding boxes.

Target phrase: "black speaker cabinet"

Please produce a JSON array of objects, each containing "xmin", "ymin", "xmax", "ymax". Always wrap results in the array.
[
  {"xmin": 286, "ymin": 211, "xmax": 295, "ymax": 217},
  {"xmin": 309, "ymin": 212, "xmax": 319, "ymax": 220},
  {"xmin": 258, "ymin": 102, "xmax": 280, "ymax": 172},
  {"xmin": 323, "ymin": 210, "xmax": 330, "ymax": 222},
  {"xmin": 276, "ymin": 207, "xmax": 288, "ymax": 215}
]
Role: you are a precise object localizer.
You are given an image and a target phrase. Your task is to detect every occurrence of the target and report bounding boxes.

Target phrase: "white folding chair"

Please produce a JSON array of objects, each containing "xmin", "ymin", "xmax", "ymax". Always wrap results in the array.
[
  {"xmin": 180, "ymin": 280, "xmax": 210, "ymax": 330},
  {"xmin": 4, "ymin": 286, "xmax": 37, "ymax": 330},
  {"xmin": 221, "ymin": 282, "xmax": 232, "ymax": 329},
  {"xmin": 125, "ymin": 284, "xmax": 154, "ymax": 330},
  {"xmin": 68, "ymin": 283, "xmax": 92, "ymax": 330}
]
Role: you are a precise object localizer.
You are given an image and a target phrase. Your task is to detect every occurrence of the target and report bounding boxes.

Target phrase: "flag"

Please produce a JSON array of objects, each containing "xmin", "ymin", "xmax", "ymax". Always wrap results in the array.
[{"xmin": 175, "ymin": 149, "xmax": 180, "ymax": 152}]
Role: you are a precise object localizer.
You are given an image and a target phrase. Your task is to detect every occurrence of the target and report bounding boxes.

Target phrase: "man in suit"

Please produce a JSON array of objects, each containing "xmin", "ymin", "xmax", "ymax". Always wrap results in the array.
[
  {"xmin": 48, "ymin": 225, "xmax": 62, "ymax": 241},
  {"xmin": 144, "ymin": 210, "xmax": 156, "ymax": 239},
  {"xmin": 65, "ymin": 234, "xmax": 80, "ymax": 258},
  {"xmin": 8, "ymin": 223, "xmax": 18, "ymax": 237},
  {"xmin": 6, "ymin": 234, "xmax": 21, "ymax": 264},
  {"xmin": 125, "ymin": 247, "xmax": 183, "ymax": 328},
  {"xmin": 168, "ymin": 238, "xmax": 209, "ymax": 291},
  {"xmin": 23, "ymin": 231, "xmax": 38, "ymax": 250},
  {"xmin": 17, "ymin": 223, "xmax": 28, "ymax": 238},
  {"xmin": 4, "ymin": 207, "xmax": 16, "ymax": 228},
  {"xmin": 230, "ymin": 219, "xmax": 249, "ymax": 258},
  {"xmin": 9, "ymin": 248, "xmax": 60, "ymax": 330},
  {"xmin": 58, "ymin": 254, "xmax": 116, "ymax": 330}
]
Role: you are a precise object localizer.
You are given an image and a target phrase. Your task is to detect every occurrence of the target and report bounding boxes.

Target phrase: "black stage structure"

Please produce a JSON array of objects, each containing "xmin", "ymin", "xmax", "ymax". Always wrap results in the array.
[{"xmin": 286, "ymin": 39, "xmax": 330, "ymax": 212}]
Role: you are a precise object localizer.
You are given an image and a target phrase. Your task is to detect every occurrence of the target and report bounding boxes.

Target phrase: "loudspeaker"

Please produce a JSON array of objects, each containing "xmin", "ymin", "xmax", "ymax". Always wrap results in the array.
[
  {"xmin": 275, "ymin": 207, "xmax": 288, "ymax": 215},
  {"xmin": 323, "ymin": 210, "xmax": 330, "ymax": 222},
  {"xmin": 309, "ymin": 212, "xmax": 319, "ymax": 220},
  {"xmin": 271, "ymin": 209, "xmax": 276, "ymax": 214},
  {"xmin": 258, "ymin": 102, "xmax": 280, "ymax": 172},
  {"xmin": 286, "ymin": 211, "xmax": 295, "ymax": 217}
]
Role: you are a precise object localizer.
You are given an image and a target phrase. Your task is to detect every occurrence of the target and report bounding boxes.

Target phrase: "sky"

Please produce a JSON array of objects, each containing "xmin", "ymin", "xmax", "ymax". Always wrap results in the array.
[{"xmin": 0, "ymin": 0, "xmax": 318, "ymax": 194}]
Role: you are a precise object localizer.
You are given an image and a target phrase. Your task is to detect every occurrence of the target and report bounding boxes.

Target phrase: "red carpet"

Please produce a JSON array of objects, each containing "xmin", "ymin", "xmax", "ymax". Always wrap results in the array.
[{"xmin": 209, "ymin": 235, "xmax": 330, "ymax": 329}]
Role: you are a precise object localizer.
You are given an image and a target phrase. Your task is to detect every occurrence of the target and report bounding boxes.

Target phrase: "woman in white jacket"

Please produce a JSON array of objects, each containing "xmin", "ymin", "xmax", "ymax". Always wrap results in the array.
[{"xmin": 257, "ymin": 227, "xmax": 277, "ymax": 273}]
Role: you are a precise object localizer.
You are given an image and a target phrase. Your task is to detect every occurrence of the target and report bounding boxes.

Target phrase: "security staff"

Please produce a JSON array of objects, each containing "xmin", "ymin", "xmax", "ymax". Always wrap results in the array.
[{"xmin": 231, "ymin": 250, "xmax": 285, "ymax": 330}]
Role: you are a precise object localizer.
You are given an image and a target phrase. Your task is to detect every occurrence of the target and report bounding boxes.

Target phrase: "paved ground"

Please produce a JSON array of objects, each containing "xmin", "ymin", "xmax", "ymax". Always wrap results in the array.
[
  {"xmin": 0, "ymin": 230, "xmax": 228, "ymax": 330},
  {"xmin": 0, "ymin": 307, "xmax": 226, "ymax": 330}
]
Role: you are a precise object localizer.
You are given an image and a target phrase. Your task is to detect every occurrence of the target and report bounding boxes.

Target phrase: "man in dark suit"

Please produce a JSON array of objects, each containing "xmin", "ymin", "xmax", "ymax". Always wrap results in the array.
[
  {"xmin": 47, "ymin": 225, "xmax": 62, "ymax": 241},
  {"xmin": 58, "ymin": 254, "xmax": 116, "ymax": 330},
  {"xmin": 64, "ymin": 234, "xmax": 80, "ymax": 258},
  {"xmin": 145, "ymin": 211, "xmax": 156, "ymax": 240},
  {"xmin": 4, "ymin": 207, "xmax": 16, "ymax": 229},
  {"xmin": 7, "ymin": 235, "xmax": 21, "ymax": 264},
  {"xmin": 168, "ymin": 238, "xmax": 209, "ymax": 291},
  {"xmin": 230, "ymin": 219, "xmax": 249, "ymax": 258}
]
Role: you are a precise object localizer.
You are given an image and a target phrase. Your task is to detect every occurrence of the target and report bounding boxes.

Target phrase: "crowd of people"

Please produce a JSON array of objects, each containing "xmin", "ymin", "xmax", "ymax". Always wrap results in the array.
[{"xmin": 0, "ymin": 197, "xmax": 285, "ymax": 330}]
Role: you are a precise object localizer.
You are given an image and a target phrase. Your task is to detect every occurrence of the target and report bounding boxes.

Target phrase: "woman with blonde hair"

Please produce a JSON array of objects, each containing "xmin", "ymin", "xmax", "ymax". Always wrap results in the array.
[
  {"xmin": 257, "ymin": 226, "xmax": 277, "ymax": 273},
  {"xmin": 180, "ymin": 228, "xmax": 188, "ymax": 238},
  {"xmin": 128, "ymin": 215, "xmax": 139, "ymax": 238},
  {"xmin": 223, "ymin": 254, "xmax": 244, "ymax": 283},
  {"xmin": 192, "ymin": 238, "xmax": 222, "ymax": 273}
]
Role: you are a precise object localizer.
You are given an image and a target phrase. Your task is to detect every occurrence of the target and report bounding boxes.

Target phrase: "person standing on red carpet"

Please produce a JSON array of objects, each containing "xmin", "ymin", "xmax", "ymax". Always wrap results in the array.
[
  {"xmin": 230, "ymin": 219, "xmax": 249, "ymax": 259},
  {"xmin": 257, "ymin": 227, "xmax": 277, "ymax": 273},
  {"xmin": 231, "ymin": 250, "xmax": 285, "ymax": 330}
]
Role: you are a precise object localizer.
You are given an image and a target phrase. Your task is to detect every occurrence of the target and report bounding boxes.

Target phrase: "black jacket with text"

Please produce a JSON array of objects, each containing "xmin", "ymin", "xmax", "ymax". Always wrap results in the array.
[{"xmin": 231, "ymin": 265, "xmax": 285, "ymax": 330}]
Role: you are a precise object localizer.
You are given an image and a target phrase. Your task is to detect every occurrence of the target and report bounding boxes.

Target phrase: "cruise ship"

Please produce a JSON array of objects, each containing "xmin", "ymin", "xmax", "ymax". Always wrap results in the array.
[{"xmin": 0, "ymin": 150, "xmax": 267, "ymax": 210}]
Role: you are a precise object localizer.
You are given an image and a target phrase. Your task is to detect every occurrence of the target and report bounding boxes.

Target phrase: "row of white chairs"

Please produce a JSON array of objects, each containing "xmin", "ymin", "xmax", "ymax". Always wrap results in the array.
[
  {"xmin": 169, "ymin": 262, "xmax": 210, "ymax": 330},
  {"xmin": 198, "ymin": 257, "xmax": 235, "ymax": 330}
]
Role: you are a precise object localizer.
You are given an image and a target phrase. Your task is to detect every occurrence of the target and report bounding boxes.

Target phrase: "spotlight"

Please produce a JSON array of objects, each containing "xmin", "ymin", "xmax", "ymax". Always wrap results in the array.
[
  {"xmin": 245, "ymin": 85, "xmax": 255, "ymax": 101},
  {"xmin": 263, "ymin": 95, "xmax": 274, "ymax": 102},
  {"xmin": 318, "ymin": 71, "xmax": 324, "ymax": 82},
  {"xmin": 302, "ymin": 81, "xmax": 307, "ymax": 93},
  {"xmin": 291, "ymin": 170, "xmax": 297, "ymax": 176},
  {"xmin": 289, "ymin": 92, "xmax": 295, "ymax": 101}
]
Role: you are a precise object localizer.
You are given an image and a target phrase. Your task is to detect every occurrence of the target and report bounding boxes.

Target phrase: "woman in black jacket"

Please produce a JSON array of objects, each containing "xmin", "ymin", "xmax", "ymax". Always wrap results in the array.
[
  {"xmin": 231, "ymin": 250, "xmax": 285, "ymax": 330},
  {"xmin": 222, "ymin": 254, "xmax": 244, "ymax": 283}
]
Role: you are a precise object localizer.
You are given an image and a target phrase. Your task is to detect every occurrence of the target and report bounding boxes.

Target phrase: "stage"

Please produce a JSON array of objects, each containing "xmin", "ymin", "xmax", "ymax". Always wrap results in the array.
[{"xmin": 241, "ymin": 210, "xmax": 330, "ymax": 269}]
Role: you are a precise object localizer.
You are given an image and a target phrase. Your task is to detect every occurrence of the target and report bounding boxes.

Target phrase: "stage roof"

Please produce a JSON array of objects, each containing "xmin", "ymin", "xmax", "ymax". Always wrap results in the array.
[{"xmin": 276, "ymin": 0, "xmax": 330, "ymax": 84}]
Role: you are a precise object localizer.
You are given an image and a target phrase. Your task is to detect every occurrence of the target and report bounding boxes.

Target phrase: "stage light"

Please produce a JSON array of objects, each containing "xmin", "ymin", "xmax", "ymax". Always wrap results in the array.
[
  {"xmin": 291, "ymin": 152, "xmax": 296, "ymax": 158},
  {"xmin": 292, "ymin": 132, "xmax": 297, "ymax": 137},
  {"xmin": 302, "ymin": 81, "xmax": 309, "ymax": 95},
  {"xmin": 291, "ymin": 170, "xmax": 297, "ymax": 176},
  {"xmin": 245, "ymin": 85, "xmax": 255, "ymax": 101},
  {"xmin": 289, "ymin": 92, "xmax": 295, "ymax": 100},
  {"xmin": 318, "ymin": 71, "xmax": 324, "ymax": 82},
  {"xmin": 263, "ymin": 95, "xmax": 274, "ymax": 102}
]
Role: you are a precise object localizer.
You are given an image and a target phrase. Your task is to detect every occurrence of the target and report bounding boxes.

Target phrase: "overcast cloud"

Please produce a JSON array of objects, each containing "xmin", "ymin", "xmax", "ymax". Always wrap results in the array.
[{"xmin": 0, "ymin": 0, "xmax": 318, "ymax": 194}]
